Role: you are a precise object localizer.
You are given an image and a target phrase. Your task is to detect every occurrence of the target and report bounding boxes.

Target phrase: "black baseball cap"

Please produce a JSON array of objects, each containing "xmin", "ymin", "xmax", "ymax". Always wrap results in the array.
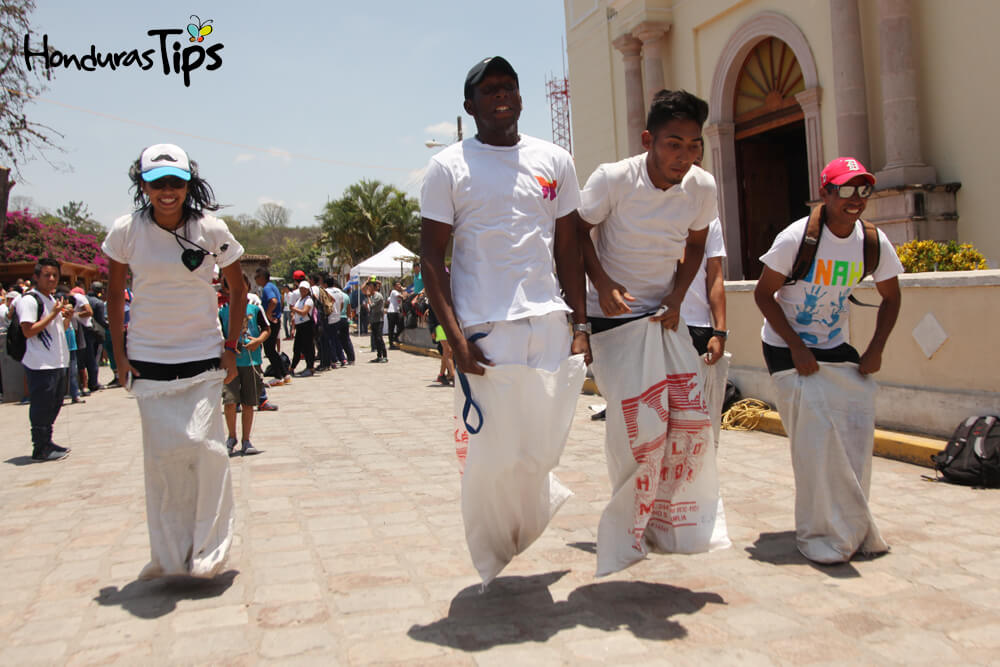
[{"xmin": 464, "ymin": 56, "xmax": 519, "ymax": 100}]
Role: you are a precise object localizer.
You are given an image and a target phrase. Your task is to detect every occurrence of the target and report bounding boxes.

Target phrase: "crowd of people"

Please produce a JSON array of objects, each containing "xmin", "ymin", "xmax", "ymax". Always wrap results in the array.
[{"xmin": 2, "ymin": 55, "xmax": 905, "ymax": 585}]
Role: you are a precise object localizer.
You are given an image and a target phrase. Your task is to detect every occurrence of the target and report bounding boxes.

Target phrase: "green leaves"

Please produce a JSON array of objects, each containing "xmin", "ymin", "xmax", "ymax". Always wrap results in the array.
[{"xmin": 316, "ymin": 179, "xmax": 420, "ymax": 269}]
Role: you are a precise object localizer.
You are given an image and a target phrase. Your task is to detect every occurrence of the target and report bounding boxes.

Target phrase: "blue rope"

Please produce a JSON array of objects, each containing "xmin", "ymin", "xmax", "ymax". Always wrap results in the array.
[{"xmin": 456, "ymin": 332, "xmax": 487, "ymax": 434}]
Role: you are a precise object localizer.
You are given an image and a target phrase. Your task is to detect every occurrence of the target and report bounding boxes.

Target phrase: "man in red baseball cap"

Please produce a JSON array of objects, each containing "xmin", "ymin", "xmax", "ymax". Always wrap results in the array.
[
  {"xmin": 292, "ymin": 269, "xmax": 306, "ymax": 282},
  {"xmin": 753, "ymin": 156, "xmax": 904, "ymax": 565}
]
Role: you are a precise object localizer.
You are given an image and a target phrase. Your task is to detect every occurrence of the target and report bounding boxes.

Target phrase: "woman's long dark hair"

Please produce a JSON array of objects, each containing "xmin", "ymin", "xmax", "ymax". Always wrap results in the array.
[{"xmin": 128, "ymin": 149, "xmax": 222, "ymax": 224}]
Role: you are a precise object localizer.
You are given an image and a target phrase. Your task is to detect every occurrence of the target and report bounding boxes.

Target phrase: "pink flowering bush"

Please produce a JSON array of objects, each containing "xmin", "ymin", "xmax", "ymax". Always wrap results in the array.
[{"xmin": 2, "ymin": 209, "xmax": 109, "ymax": 275}]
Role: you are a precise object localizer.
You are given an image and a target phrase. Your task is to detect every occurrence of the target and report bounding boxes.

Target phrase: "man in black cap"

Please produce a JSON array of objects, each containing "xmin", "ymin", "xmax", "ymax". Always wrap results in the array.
[{"xmin": 419, "ymin": 56, "xmax": 589, "ymax": 585}]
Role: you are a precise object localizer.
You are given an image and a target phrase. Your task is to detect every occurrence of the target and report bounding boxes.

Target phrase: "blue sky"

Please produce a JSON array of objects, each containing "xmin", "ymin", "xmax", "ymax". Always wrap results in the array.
[{"xmin": 12, "ymin": 1, "xmax": 571, "ymax": 228}]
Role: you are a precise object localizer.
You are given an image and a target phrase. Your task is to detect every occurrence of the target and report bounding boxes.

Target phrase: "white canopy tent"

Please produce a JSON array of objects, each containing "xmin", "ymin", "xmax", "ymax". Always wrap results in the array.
[
  {"xmin": 349, "ymin": 241, "xmax": 417, "ymax": 280},
  {"xmin": 348, "ymin": 241, "xmax": 418, "ymax": 336}
]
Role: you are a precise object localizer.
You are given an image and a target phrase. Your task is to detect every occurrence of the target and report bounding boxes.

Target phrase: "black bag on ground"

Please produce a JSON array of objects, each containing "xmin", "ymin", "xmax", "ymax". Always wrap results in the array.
[
  {"xmin": 722, "ymin": 380, "xmax": 742, "ymax": 413},
  {"xmin": 931, "ymin": 415, "xmax": 1000, "ymax": 487},
  {"xmin": 6, "ymin": 293, "xmax": 44, "ymax": 362},
  {"xmin": 264, "ymin": 352, "xmax": 292, "ymax": 378}
]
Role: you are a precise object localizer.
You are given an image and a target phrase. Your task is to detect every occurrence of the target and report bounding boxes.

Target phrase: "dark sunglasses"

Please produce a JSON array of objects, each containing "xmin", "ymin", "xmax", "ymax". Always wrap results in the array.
[
  {"xmin": 148, "ymin": 176, "xmax": 189, "ymax": 190},
  {"xmin": 826, "ymin": 183, "xmax": 873, "ymax": 199}
]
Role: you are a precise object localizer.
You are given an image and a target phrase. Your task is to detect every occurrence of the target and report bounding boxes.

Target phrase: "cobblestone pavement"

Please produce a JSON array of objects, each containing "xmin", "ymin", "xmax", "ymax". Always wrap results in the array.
[{"xmin": 1, "ymin": 336, "xmax": 998, "ymax": 666}]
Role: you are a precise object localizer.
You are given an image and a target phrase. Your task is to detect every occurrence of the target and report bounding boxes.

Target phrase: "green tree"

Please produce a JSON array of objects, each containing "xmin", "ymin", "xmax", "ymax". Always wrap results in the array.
[
  {"xmin": 53, "ymin": 200, "xmax": 106, "ymax": 242},
  {"xmin": 270, "ymin": 236, "xmax": 322, "ymax": 281},
  {"xmin": 316, "ymin": 179, "xmax": 419, "ymax": 268}
]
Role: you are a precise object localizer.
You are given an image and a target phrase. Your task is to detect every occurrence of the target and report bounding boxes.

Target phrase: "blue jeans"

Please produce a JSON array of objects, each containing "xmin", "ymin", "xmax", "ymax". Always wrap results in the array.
[
  {"xmin": 68, "ymin": 350, "xmax": 81, "ymax": 400},
  {"xmin": 24, "ymin": 366, "xmax": 68, "ymax": 453}
]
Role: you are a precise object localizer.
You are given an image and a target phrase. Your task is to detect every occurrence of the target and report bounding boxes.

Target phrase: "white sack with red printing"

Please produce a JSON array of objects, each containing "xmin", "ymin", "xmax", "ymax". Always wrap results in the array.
[{"xmin": 590, "ymin": 317, "xmax": 729, "ymax": 576}]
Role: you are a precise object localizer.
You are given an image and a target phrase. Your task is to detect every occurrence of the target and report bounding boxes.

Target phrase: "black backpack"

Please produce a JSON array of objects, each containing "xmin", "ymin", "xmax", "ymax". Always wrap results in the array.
[
  {"xmin": 6, "ymin": 293, "xmax": 45, "ymax": 362},
  {"xmin": 931, "ymin": 415, "xmax": 1000, "ymax": 487}
]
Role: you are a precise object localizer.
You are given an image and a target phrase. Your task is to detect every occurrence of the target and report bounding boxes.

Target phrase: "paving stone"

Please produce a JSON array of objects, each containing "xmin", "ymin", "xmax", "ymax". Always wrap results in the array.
[{"xmin": 0, "ymin": 349, "xmax": 996, "ymax": 666}]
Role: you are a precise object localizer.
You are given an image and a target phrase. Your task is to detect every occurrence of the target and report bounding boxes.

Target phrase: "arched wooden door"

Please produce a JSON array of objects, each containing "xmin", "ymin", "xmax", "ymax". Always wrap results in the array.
[{"xmin": 734, "ymin": 38, "xmax": 811, "ymax": 279}]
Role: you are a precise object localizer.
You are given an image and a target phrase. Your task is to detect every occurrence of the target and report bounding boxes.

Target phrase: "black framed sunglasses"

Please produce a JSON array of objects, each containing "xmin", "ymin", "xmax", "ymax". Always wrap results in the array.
[
  {"xmin": 826, "ymin": 183, "xmax": 873, "ymax": 199},
  {"xmin": 148, "ymin": 176, "xmax": 189, "ymax": 190}
]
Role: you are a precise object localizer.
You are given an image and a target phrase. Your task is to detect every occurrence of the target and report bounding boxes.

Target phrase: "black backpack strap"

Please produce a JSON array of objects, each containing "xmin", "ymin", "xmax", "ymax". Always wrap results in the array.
[
  {"xmin": 848, "ymin": 219, "xmax": 883, "ymax": 308},
  {"xmin": 785, "ymin": 205, "xmax": 824, "ymax": 285},
  {"xmin": 860, "ymin": 219, "xmax": 881, "ymax": 279}
]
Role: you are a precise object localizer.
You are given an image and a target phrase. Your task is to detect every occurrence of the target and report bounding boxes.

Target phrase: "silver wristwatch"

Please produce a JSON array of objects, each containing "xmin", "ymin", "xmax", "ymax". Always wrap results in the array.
[{"xmin": 573, "ymin": 322, "xmax": 592, "ymax": 335}]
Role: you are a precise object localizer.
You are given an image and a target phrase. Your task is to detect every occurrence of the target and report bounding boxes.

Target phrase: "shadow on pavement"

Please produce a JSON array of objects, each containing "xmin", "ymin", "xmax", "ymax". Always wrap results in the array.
[
  {"xmin": 745, "ymin": 531, "xmax": 863, "ymax": 578},
  {"xmin": 4, "ymin": 456, "xmax": 38, "ymax": 466},
  {"xmin": 567, "ymin": 541, "xmax": 597, "ymax": 554},
  {"xmin": 408, "ymin": 570, "xmax": 725, "ymax": 651},
  {"xmin": 94, "ymin": 570, "xmax": 238, "ymax": 619}
]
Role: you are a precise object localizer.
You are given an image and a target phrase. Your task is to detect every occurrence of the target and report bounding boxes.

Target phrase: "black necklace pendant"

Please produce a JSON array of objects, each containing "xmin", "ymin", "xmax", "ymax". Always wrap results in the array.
[{"xmin": 181, "ymin": 248, "xmax": 207, "ymax": 271}]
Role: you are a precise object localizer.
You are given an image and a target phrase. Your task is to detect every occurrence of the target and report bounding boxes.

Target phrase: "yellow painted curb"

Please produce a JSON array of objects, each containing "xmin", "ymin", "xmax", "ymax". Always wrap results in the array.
[{"xmin": 755, "ymin": 410, "xmax": 945, "ymax": 469}]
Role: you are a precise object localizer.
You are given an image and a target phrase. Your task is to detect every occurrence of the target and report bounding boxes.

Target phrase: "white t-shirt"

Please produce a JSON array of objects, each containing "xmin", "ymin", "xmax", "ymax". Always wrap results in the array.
[
  {"xmin": 17, "ymin": 290, "xmax": 69, "ymax": 370},
  {"xmin": 759, "ymin": 216, "xmax": 903, "ymax": 349},
  {"xmin": 578, "ymin": 157, "xmax": 718, "ymax": 318},
  {"xmin": 387, "ymin": 289, "xmax": 402, "ymax": 314},
  {"xmin": 680, "ymin": 218, "xmax": 727, "ymax": 327},
  {"xmin": 102, "ymin": 211, "xmax": 244, "ymax": 363},
  {"xmin": 420, "ymin": 134, "xmax": 581, "ymax": 328},
  {"xmin": 283, "ymin": 291, "xmax": 295, "ymax": 312},
  {"xmin": 326, "ymin": 287, "xmax": 343, "ymax": 324},
  {"xmin": 292, "ymin": 294, "xmax": 313, "ymax": 325},
  {"xmin": 71, "ymin": 293, "xmax": 93, "ymax": 329}
]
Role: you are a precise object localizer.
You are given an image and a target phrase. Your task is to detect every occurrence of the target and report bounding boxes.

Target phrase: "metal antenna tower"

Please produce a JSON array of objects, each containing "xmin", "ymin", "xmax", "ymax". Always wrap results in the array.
[{"xmin": 546, "ymin": 36, "xmax": 572, "ymax": 153}]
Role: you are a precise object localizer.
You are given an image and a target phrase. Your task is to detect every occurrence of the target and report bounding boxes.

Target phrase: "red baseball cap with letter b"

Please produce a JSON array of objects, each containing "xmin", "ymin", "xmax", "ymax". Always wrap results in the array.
[{"xmin": 820, "ymin": 157, "xmax": 875, "ymax": 188}]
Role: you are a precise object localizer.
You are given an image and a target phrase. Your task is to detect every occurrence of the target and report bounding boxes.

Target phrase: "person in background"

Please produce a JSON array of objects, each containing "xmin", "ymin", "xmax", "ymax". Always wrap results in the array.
[
  {"xmin": 365, "ymin": 279, "xmax": 387, "ymax": 363},
  {"xmin": 387, "ymin": 281, "xmax": 404, "ymax": 349},
  {"xmin": 219, "ymin": 273, "xmax": 267, "ymax": 456},
  {"xmin": 281, "ymin": 284, "xmax": 294, "ymax": 341},
  {"xmin": 19, "ymin": 259, "xmax": 73, "ymax": 461},
  {"xmin": 288, "ymin": 280, "xmax": 315, "ymax": 377},
  {"xmin": 254, "ymin": 267, "xmax": 289, "ymax": 385},
  {"xmin": 84, "ymin": 281, "xmax": 108, "ymax": 392}
]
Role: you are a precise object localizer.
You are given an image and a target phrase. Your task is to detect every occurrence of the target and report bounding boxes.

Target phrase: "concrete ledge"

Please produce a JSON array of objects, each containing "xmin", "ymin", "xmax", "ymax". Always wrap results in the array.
[{"xmin": 753, "ymin": 410, "xmax": 946, "ymax": 469}]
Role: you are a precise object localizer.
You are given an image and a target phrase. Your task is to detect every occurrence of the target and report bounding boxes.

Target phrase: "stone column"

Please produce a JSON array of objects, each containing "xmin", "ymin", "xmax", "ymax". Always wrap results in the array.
[
  {"xmin": 612, "ymin": 34, "xmax": 645, "ymax": 157},
  {"xmin": 632, "ymin": 21, "xmax": 670, "ymax": 103},
  {"xmin": 875, "ymin": 0, "xmax": 936, "ymax": 186},
  {"xmin": 704, "ymin": 122, "xmax": 742, "ymax": 278},
  {"xmin": 829, "ymin": 0, "xmax": 871, "ymax": 167},
  {"xmin": 794, "ymin": 87, "xmax": 825, "ymax": 200}
]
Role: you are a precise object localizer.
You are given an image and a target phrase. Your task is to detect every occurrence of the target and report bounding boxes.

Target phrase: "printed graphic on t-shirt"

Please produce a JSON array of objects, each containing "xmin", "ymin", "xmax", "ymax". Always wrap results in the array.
[
  {"xmin": 535, "ymin": 176, "xmax": 557, "ymax": 200},
  {"xmin": 793, "ymin": 258, "xmax": 869, "ymax": 344}
]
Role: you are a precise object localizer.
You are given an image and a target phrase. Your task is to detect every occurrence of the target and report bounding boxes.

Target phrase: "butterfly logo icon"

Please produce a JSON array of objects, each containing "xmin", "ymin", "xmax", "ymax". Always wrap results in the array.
[
  {"xmin": 535, "ymin": 176, "xmax": 557, "ymax": 201},
  {"xmin": 187, "ymin": 15, "xmax": 214, "ymax": 42}
]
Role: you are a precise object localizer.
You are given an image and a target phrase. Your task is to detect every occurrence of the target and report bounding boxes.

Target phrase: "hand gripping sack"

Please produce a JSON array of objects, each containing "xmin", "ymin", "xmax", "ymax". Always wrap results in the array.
[
  {"xmin": 589, "ymin": 317, "xmax": 729, "ymax": 577},
  {"xmin": 453, "ymin": 354, "xmax": 587, "ymax": 585}
]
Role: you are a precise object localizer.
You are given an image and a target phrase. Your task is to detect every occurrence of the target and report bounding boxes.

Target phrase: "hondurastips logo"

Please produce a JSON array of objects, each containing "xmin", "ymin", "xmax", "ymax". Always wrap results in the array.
[{"xmin": 21, "ymin": 15, "xmax": 223, "ymax": 87}]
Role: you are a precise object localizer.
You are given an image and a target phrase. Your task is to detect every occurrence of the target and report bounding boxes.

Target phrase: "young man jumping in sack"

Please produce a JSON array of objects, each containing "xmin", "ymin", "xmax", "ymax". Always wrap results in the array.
[
  {"xmin": 420, "ymin": 56, "xmax": 589, "ymax": 586},
  {"xmin": 753, "ymin": 156, "xmax": 903, "ymax": 564},
  {"xmin": 577, "ymin": 90, "xmax": 730, "ymax": 576}
]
